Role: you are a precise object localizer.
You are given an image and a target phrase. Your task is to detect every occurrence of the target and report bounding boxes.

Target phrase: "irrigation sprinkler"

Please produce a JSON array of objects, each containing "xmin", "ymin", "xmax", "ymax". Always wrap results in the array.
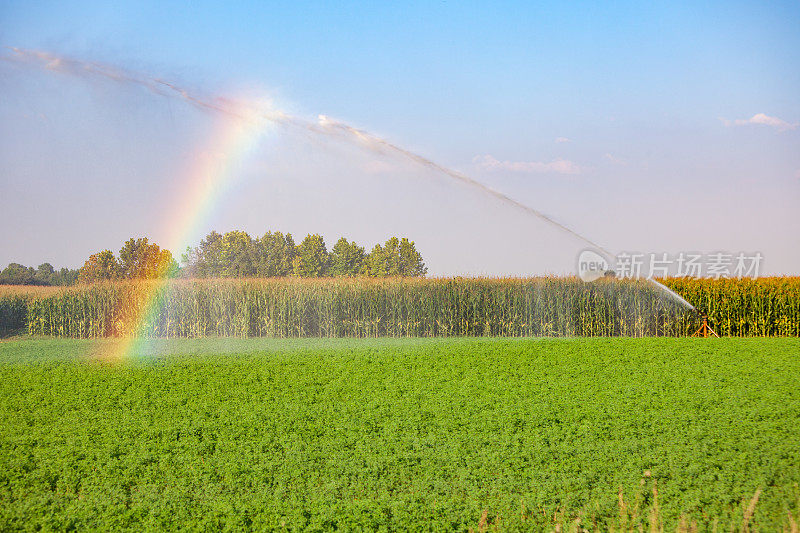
[{"xmin": 691, "ymin": 312, "xmax": 719, "ymax": 338}]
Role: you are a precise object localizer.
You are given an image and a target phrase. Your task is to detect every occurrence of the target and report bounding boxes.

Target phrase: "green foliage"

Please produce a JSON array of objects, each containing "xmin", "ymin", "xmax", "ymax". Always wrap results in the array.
[
  {"xmin": 292, "ymin": 234, "xmax": 329, "ymax": 277},
  {"xmin": 219, "ymin": 231, "xmax": 256, "ymax": 278},
  {"xmin": 182, "ymin": 230, "xmax": 426, "ymax": 279},
  {"xmin": 119, "ymin": 238, "xmax": 149, "ymax": 278},
  {"xmin": 254, "ymin": 231, "xmax": 295, "ymax": 277},
  {"xmin": 119, "ymin": 237, "xmax": 177, "ymax": 279},
  {"xmin": 363, "ymin": 237, "xmax": 427, "ymax": 277},
  {"xmin": 0, "ymin": 296, "xmax": 28, "ymax": 336},
  {"xmin": 363, "ymin": 243, "xmax": 388, "ymax": 277},
  {"xmin": 2, "ymin": 231, "xmax": 423, "ymax": 286},
  {"xmin": 329, "ymin": 237, "xmax": 365, "ymax": 277},
  {"xmin": 397, "ymin": 237, "xmax": 427, "ymax": 276},
  {"xmin": 0, "ymin": 263, "xmax": 36, "ymax": 285},
  {"xmin": 186, "ymin": 231, "xmax": 225, "ymax": 278},
  {"xmin": 78, "ymin": 250, "xmax": 120, "ymax": 283},
  {"xmin": 382, "ymin": 237, "xmax": 402, "ymax": 276},
  {"xmin": 0, "ymin": 338, "xmax": 798, "ymax": 530},
  {"xmin": 0, "ymin": 263, "xmax": 78, "ymax": 286}
]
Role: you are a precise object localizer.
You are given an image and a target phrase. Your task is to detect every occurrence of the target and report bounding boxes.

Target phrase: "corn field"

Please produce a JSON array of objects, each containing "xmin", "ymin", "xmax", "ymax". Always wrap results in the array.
[
  {"xmin": 1, "ymin": 277, "xmax": 797, "ymax": 338},
  {"xmin": 662, "ymin": 277, "xmax": 800, "ymax": 336}
]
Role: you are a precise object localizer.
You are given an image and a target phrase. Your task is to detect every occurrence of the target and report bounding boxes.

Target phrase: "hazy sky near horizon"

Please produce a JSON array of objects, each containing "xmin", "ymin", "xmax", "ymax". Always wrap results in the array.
[{"xmin": 1, "ymin": 1, "xmax": 798, "ymax": 275}]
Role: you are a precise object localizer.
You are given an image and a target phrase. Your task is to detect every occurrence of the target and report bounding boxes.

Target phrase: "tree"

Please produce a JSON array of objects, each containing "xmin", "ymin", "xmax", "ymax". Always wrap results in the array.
[
  {"xmin": 33, "ymin": 263, "xmax": 55, "ymax": 285},
  {"xmin": 36, "ymin": 263, "xmax": 55, "ymax": 277},
  {"xmin": 329, "ymin": 238, "xmax": 365, "ymax": 277},
  {"xmin": 382, "ymin": 237, "xmax": 402, "ymax": 276},
  {"xmin": 363, "ymin": 237, "xmax": 427, "ymax": 277},
  {"xmin": 363, "ymin": 244, "xmax": 388, "ymax": 277},
  {"xmin": 119, "ymin": 237, "xmax": 177, "ymax": 279},
  {"xmin": 0, "ymin": 263, "xmax": 78, "ymax": 286},
  {"xmin": 54, "ymin": 267, "xmax": 79, "ymax": 286},
  {"xmin": 79, "ymin": 230, "xmax": 426, "ymax": 281},
  {"xmin": 151, "ymin": 248, "xmax": 178, "ymax": 278},
  {"xmin": 187, "ymin": 231, "xmax": 225, "ymax": 278},
  {"xmin": 220, "ymin": 231, "xmax": 256, "ymax": 277},
  {"xmin": 78, "ymin": 250, "xmax": 119, "ymax": 283},
  {"xmin": 180, "ymin": 246, "xmax": 200, "ymax": 278},
  {"xmin": 255, "ymin": 231, "xmax": 295, "ymax": 277},
  {"xmin": 292, "ymin": 234, "xmax": 329, "ymax": 277},
  {"xmin": 398, "ymin": 238, "xmax": 427, "ymax": 276},
  {"xmin": 0, "ymin": 263, "xmax": 37, "ymax": 285},
  {"xmin": 119, "ymin": 238, "xmax": 147, "ymax": 278}
]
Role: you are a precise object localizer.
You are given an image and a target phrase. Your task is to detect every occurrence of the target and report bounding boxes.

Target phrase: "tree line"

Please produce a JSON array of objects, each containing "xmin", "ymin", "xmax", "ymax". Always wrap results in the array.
[
  {"xmin": 0, "ymin": 263, "xmax": 78, "ymax": 286},
  {"xmin": 78, "ymin": 237, "xmax": 178, "ymax": 283},
  {"xmin": 1, "ymin": 231, "xmax": 427, "ymax": 285},
  {"xmin": 181, "ymin": 231, "xmax": 427, "ymax": 278}
]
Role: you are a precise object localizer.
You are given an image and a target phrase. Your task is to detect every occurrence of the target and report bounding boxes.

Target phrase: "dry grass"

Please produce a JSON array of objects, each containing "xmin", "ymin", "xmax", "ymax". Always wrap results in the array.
[
  {"xmin": 0, "ymin": 285, "xmax": 75, "ymax": 297},
  {"xmin": 537, "ymin": 486, "xmax": 783, "ymax": 532}
]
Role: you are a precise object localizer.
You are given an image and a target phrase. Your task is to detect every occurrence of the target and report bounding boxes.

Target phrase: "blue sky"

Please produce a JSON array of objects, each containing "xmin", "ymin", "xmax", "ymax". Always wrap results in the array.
[{"xmin": 1, "ymin": 1, "xmax": 798, "ymax": 275}]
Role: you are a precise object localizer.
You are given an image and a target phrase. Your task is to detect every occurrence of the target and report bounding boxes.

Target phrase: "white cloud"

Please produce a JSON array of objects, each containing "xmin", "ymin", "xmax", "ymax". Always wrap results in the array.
[
  {"xmin": 473, "ymin": 154, "xmax": 581, "ymax": 175},
  {"xmin": 555, "ymin": 137, "xmax": 571, "ymax": 143},
  {"xmin": 602, "ymin": 153, "xmax": 628, "ymax": 166},
  {"xmin": 723, "ymin": 113, "xmax": 798, "ymax": 131}
]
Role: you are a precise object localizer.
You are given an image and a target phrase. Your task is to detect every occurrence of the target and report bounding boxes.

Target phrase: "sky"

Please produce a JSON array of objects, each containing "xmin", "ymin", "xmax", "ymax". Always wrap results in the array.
[{"xmin": 1, "ymin": 1, "xmax": 798, "ymax": 276}]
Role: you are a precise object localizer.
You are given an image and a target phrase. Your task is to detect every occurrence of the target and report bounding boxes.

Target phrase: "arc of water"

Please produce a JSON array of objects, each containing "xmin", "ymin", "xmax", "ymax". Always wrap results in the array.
[{"xmin": 3, "ymin": 47, "xmax": 695, "ymax": 310}]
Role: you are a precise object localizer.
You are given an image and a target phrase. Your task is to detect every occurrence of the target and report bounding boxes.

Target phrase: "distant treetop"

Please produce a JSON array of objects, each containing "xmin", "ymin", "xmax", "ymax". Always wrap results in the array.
[
  {"xmin": 2, "ymin": 231, "xmax": 427, "ymax": 285},
  {"xmin": 181, "ymin": 230, "xmax": 426, "ymax": 279}
]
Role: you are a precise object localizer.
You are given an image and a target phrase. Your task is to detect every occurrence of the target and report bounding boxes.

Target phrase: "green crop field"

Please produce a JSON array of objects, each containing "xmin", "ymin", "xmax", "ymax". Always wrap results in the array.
[{"xmin": 1, "ymin": 337, "xmax": 798, "ymax": 531}]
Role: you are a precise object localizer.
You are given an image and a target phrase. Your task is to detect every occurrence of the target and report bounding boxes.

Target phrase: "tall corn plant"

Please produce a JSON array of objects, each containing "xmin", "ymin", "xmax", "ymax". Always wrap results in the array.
[{"xmin": 12, "ymin": 276, "xmax": 799, "ymax": 338}]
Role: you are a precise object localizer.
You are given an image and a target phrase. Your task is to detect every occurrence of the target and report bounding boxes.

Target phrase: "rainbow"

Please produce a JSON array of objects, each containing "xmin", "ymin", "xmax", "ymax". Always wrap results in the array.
[{"xmin": 107, "ymin": 102, "xmax": 272, "ymax": 361}]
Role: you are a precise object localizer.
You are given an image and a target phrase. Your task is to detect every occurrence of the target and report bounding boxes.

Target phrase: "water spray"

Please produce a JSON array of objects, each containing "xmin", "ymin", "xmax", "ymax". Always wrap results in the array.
[{"xmin": 3, "ymin": 47, "xmax": 698, "ymax": 314}]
